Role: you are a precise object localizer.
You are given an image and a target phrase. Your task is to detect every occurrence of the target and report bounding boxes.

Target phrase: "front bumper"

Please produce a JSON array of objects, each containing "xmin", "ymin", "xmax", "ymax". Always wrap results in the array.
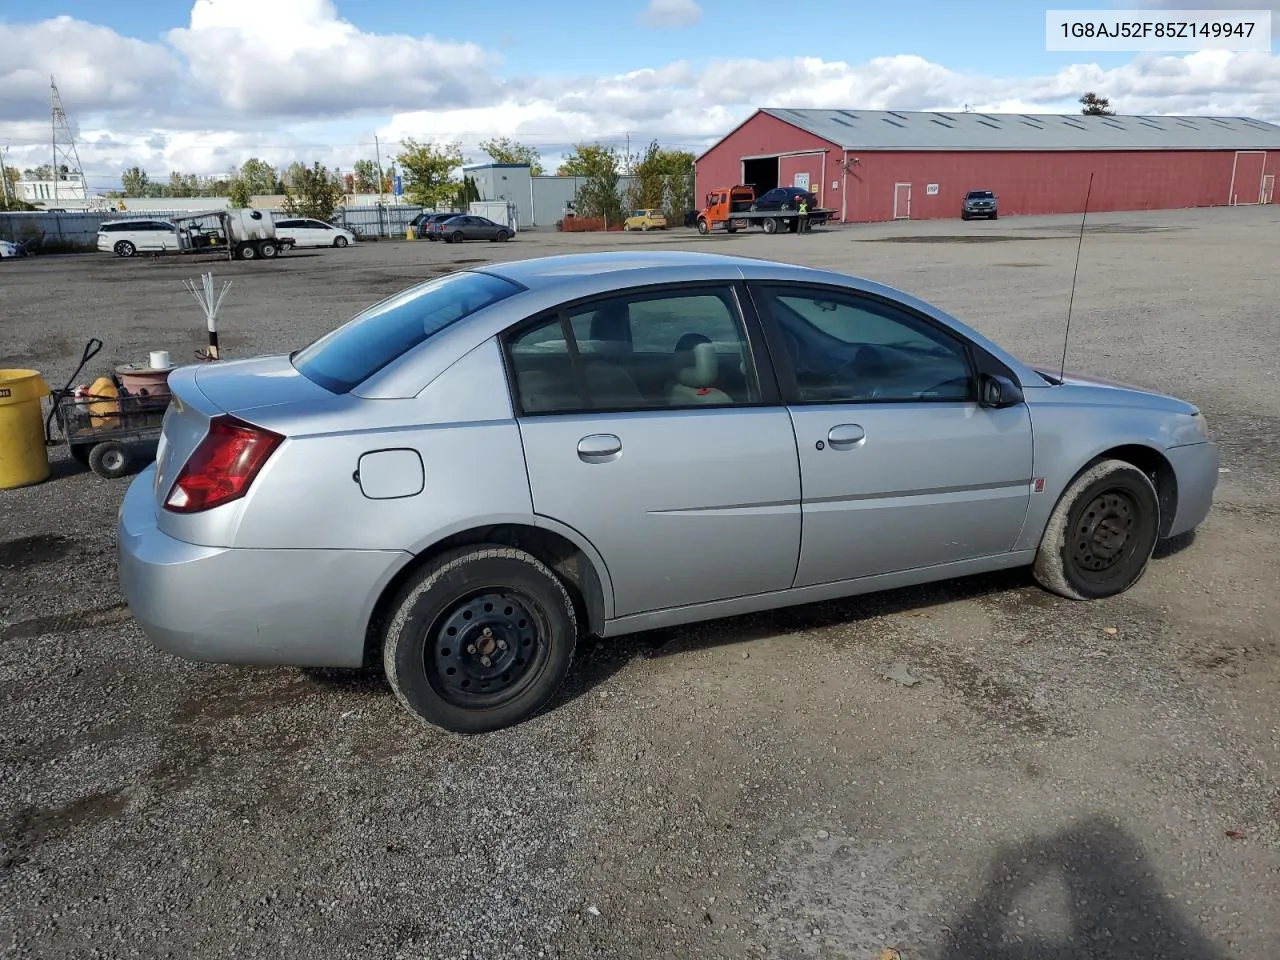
[
  {"xmin": 117, "ymin": 465, "xmax": 409, "ymax": 668},
  {"xmin": 1165, "ymin": 440, "xmax": 1220, "ymax": 538}
]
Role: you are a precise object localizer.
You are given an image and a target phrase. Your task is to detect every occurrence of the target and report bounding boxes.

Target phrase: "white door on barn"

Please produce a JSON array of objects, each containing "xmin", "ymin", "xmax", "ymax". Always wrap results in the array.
[
  {"xmin": 893, "ymin": 182, "xmax": 912, "ymax": 220},
  {"xmin": 1263, "ymin": 175, "xmax": 1275, "ymax": 205}
]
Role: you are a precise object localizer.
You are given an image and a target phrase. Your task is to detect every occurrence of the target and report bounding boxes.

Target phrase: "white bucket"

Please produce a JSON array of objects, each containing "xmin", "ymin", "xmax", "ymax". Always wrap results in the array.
[{"xmin": 149, "ymin": 350, "xmax": 173, "ymax": 370}]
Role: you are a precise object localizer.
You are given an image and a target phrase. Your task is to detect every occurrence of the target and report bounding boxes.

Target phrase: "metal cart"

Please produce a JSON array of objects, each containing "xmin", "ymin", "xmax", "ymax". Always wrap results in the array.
[{"xmin": 44, "ymin": 338, "xmax": 169, "ymax": 479}]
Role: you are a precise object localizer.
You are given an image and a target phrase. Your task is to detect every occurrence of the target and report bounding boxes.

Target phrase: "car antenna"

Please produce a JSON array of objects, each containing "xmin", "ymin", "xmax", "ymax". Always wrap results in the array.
[{"xmin": 1059, "ymin": 171, "xmax": 1095, "ymax": 381}]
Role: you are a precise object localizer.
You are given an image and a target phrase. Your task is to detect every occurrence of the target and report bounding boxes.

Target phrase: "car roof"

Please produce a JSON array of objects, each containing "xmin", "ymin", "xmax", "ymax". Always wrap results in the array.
[{"xmin": 477, "ymin": 250, "xmax": 833, "ymax": 289}]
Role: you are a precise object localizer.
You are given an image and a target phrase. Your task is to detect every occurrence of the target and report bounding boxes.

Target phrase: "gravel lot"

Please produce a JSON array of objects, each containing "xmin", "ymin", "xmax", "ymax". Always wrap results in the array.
[{"xmin": 2, "ymin": 207, "xmax": 1278, "ymax": 959}]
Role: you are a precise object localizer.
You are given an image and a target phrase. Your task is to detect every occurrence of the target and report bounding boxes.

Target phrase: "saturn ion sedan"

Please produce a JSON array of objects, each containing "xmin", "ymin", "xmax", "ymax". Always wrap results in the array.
[{"xmin": 117, "ymin": 250, "xmax": 1219, "ymax": 734}]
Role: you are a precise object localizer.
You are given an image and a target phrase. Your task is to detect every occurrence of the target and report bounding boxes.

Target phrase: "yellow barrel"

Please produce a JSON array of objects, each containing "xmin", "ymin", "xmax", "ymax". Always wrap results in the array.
[{"xmin": 0, "ymin": 369, "xmax": 52, "ymax": 489}]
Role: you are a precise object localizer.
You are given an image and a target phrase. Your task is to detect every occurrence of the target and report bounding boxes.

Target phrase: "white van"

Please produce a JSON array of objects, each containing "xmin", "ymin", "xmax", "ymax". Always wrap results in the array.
[{"xmin": 98, "ymin": 219, "xmax": 180, "ymax": 257}]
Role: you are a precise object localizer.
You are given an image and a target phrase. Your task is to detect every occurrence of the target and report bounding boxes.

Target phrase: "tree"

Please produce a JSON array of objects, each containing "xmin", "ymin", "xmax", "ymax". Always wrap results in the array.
[
  {"xmin": 625, "ymin": 140, "xmax": 696, "ymax": 222},
  {"xmin": 23, "ymin": 164, "xmax": 54, "ymax": 180},
  {"xmin": 451, "ymin": 174, "xmax": 481, "ymax": 209},
  {"xmin": 479, "ymin": 137, "xmax": 544, "ymax": 176},
  {"xmin": 166, "ymin": 171, "xmax": 200, "ymax": 197},
  {"xmin": 396, "ymin": 138, "xmax": 463, "ymax": 208},
  {"xmin": 228, "ymin": 177, "xmax": 252, "ymax": 208},
  {"xmin": 121, "ymin": 166, "xmax": 150, "ymax": 197},
  {"xmin": 281, "ymin": 161, "xmax": 344, "ymax": 221},
  {"xmin": 239, "ymin": 157, "xmax": 280, "ymax": 195},
  {"xmin": 1080, "ymin": 92, "xmax": 1115, "ymax": 116},
  {"xmin": 560, "ymin": 142, "xmax": 626, "ymax": 224},
  {"xmin": 352, "ymin": 158, "xmax": 381, "ymax": 193}
]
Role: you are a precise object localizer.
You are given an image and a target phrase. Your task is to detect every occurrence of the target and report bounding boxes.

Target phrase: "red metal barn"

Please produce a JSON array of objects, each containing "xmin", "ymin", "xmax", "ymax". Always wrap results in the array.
[{"xmin": 695, "ymin": 108, "xmax": 1280, "ymax": 223}]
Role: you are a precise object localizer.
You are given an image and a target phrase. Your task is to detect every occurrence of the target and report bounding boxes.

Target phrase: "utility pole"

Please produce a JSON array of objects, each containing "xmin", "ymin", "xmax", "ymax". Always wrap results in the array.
[
  {"xmin": 374, "ymin": 135, "xmax": 385, "ymax": 202},
  {"xmin": 0, "ymin": 147, "xmax": 12, "ymax": 206}
]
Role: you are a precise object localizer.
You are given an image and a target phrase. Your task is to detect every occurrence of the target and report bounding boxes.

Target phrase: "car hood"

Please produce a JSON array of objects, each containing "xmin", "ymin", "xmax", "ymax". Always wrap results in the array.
[{"xmin": 1032, "ymin": 366, "xmax": 1199, "ymax": 415}]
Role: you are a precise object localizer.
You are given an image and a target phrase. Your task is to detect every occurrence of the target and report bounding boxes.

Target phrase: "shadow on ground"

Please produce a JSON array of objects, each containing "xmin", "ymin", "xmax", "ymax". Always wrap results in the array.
[{"xmin": 939, "ymin": 816, "xmax": 1228, "ymax": 960}]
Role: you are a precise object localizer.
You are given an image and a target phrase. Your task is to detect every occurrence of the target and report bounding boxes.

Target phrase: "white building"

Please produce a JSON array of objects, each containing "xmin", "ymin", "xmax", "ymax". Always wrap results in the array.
[{"xmin": 17, "ymin": 178, "xmax": 93, "ymax": 206}]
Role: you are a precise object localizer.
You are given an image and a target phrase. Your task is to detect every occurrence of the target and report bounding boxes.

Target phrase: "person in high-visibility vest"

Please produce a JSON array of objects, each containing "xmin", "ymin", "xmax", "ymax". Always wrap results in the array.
[{"xmin": 797, "ymin": 195, "xmax": 809, "ymax": 233}]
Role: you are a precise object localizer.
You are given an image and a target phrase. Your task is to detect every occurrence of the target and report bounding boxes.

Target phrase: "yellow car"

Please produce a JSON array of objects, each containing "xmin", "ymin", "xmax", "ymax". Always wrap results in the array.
[{"xmin": 623, "ymin": 208, "xmax": 667, "ymax": 231}]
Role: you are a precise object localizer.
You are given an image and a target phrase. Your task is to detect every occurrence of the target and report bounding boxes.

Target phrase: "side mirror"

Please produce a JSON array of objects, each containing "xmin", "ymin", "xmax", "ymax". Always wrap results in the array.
[{"xmin": 979, "ymin": 373, "xmax": 1024, "ymax": 408}]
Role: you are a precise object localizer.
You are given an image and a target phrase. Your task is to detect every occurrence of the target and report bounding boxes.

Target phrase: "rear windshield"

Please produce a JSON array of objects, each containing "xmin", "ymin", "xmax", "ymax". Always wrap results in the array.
[{"xmin": 292, "ymin": 269, "xmax": 523, "ymax": 393}]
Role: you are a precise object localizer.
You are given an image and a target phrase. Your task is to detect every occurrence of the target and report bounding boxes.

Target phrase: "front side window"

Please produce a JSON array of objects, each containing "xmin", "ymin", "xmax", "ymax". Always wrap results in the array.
[
  {"xmin": 754, "ymin": 285, "xmax": 976, "ymax": 403},
  {"xmin": 507, "ymin": 286, "xmax": 760, "ymax": 414},
  {"xmin": 293, "ymin": 270, "xmax": 523, "ymax": 393}
]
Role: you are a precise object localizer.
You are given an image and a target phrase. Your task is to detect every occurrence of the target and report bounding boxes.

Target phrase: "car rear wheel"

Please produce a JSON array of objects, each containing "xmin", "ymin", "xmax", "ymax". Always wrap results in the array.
[
  {"xmin": 1032, "ymin": 459, "xmax": 1161, "ymax": 601},
  {"xmin": 114, "ymin": 240, "xmax": 136, "ymax": 257},
  {"xmin": 382, "ymin": 546, "xmax": 579, "ymax": 733}
]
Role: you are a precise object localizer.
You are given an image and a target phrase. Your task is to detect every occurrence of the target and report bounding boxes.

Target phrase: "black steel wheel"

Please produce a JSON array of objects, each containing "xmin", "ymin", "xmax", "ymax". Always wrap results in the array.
[
  {"xmin": 382, "ymin": 546, "xmax": 579, "ymax": 733},
  {"xmin": 1033, "ymin": 458, "xmax": 1161, "ymax": 600},
  {"xmin": 426, "ymin": 590, "xmax": 548, "ymax": 710},
  {"xmin": 88, "ymin": 440, "xmax": 131, "ymax": 479}
]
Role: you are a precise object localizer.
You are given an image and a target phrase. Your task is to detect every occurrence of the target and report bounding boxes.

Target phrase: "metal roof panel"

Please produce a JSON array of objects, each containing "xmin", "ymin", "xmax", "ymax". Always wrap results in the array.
[{"xmin": 760, "ymin": 108, "xmax": 1280, "ymax": 151}]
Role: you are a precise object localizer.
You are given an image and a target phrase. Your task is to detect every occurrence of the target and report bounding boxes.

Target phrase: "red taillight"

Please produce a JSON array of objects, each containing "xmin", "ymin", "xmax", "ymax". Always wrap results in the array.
[{"xmin": 164, "ymin": 415, "xmax": 284, "ymax": 513}]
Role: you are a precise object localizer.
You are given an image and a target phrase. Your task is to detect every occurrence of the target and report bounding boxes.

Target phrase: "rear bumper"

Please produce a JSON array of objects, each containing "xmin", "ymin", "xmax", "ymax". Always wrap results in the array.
[
  {"xmin": 117, "ymin": 465, "xmax": 409, "ymax": 668},
  {"xmin": 1165, "ymin": 440, "xmax": 1220, "ymax": 538}
]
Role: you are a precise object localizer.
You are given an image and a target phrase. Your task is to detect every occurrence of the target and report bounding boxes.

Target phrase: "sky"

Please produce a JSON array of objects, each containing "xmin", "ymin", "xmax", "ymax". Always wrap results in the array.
[{"xmin": 1, "ymin": 0, "xmax": 1277, "ymax": 192}]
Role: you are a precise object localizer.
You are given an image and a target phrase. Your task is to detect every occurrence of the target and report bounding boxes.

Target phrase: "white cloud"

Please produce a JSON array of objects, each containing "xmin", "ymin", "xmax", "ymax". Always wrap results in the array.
[
  {"xmin": 164, "ymin": 0, "xmax": 500, "ymax": 117},
  {"xmin": 0, "ymin": 3, "xmax": 1277, "ymax": 186},
  {"xmin": 639, "ymin": 0, "xmax": 703, "ymax": 28}
]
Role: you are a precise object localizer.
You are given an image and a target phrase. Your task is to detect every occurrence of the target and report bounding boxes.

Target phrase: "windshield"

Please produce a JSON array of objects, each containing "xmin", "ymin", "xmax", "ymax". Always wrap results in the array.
[
  {"xmin": 968, "ymin": 191, "xmax": 994, "ymax": 199},
  {"xmin": 292, "ymin": 270, "xmax": 523, "ymax": 393}
]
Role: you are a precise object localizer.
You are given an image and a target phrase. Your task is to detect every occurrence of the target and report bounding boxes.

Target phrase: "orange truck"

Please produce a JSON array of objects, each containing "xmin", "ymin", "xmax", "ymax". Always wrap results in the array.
[{"xmin": 695, "ymin": 184, "xmax": 831, "ymax": 235}]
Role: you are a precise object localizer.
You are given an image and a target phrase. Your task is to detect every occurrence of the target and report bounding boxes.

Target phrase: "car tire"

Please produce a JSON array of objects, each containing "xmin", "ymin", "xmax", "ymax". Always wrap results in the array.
[
  {"xmin": 1032, "ymin": 458, "xmax": 1161, "ymax": 601},
  {"xmin": 259, "ymin": 241, "xmax": 278, "ymax": 259},
  {"xmin": 88, "ymin": 441, "xmax": 131, "ymax": 479},
  {"xmin": 451, "ymin": 231, "xmax": 464, "ymax": 243},
  {"xmin": 696, "ymin": 219, "xmax": 708, "ymax": 234},
  {"xmin": 991, "ymin": 212, "xmax": 998, "ymax": 220},
  {"xmin": 334, "ymin": 236, "xmax": 349, "ymax": 247},
  {"xmin": 114, "ymin": 240, "xmax": 136, "ymax": 257},
  {"xmin": 382, "ymin": 546, "xmax": 580, "ymax": 734}
]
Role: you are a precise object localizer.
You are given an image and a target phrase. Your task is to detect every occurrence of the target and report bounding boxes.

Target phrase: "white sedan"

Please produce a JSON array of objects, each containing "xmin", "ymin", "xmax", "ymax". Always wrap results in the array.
[
  {"xmin": 0, "ymin": 238, "xmax": 27, "ymax": 258},
  {"xmin": 273, "ymin": 217, "xmax": 356, "ymax": 248}
]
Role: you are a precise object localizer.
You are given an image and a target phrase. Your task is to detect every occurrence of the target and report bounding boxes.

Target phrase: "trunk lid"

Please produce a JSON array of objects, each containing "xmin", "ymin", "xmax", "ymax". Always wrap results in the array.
[{"xmin": 151, "ymin": 356, "xmax": 332, "ymax": 513}]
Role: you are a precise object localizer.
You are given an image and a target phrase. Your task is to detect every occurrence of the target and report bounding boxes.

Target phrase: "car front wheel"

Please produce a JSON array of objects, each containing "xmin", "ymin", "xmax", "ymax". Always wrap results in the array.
[
  {"xmin": 382, "ymin": 546, "xmax": 579, "ymax": 733},
  {"xmin": 334, "ymin": 236, "xmax": 348, "ymax": 247},
  {"xmin": 1032, "ymin": 458, "xmax": 1161, "ymax": 601}
]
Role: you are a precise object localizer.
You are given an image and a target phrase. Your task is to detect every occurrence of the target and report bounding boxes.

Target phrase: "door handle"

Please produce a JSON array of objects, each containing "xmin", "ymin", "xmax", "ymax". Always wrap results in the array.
[
  {"xmin": 827, "ymin": 423, "xmax": 866, "ymax": 448},
  {"xmin": 577, "ymin": 434, "xmax": 622, "ymax": 463}
]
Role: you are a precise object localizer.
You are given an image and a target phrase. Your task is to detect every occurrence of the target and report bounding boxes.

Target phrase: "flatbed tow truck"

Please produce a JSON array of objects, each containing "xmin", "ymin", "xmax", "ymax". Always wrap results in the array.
[{"xmin": 695, "ymin": 185, "xmax": 834, "ymax": 235}]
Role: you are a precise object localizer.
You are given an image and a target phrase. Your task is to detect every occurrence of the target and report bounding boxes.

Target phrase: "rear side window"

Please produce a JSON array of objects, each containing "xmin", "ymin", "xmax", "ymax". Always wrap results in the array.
[{"xmin": 292, "ymin": 270, "xmax": 523, "ymax": 393}]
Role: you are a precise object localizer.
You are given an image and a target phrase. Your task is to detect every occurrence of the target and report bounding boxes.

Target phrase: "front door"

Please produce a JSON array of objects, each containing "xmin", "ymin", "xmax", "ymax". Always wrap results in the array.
[
  {"xmin": 893, "ymin": 182, "xmax": 912, "ymax": 220},
  {"xmin": 749, "ymin": 282, "xmax": 1033, "ymax": 588},
  {"xmin": 505, "ymin": 282, "xmax": 802, "ymax": 617}
]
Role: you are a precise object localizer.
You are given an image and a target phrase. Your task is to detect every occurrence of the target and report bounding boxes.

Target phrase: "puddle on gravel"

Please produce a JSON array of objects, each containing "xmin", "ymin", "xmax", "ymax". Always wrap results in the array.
[
  {"xmin": 0, "ymin": 534, "xmax": 75, "ymax": 569},
  {"xmin": 0, "ymin": 601, "xmax": 131, "ymax": 642},
  {"xmin": 2, "ymin": 788, "xmax": 130, "ymax": 864}
]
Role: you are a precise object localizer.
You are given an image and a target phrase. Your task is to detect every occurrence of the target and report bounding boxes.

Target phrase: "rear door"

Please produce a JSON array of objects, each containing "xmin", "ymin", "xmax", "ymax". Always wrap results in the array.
[
  {"xmin": 749, "ymin": 281, "xmax": 1033, "ymax": 588},
  {"xmin": 506, "ymin": 281, "xmax": 802, "ymax": 618}
]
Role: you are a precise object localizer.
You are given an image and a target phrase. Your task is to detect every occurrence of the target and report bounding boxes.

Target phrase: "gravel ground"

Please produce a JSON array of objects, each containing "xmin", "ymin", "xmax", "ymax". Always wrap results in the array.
[{"xmin": 1, "ymin": 207, "xmax": 1278, "ymax": 959}]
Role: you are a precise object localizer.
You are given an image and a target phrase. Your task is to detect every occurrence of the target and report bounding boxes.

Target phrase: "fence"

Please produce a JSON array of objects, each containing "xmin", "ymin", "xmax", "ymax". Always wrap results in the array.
[{"xmin": 0, "ymin": 202, "xmax": 464, "ymax": 252}]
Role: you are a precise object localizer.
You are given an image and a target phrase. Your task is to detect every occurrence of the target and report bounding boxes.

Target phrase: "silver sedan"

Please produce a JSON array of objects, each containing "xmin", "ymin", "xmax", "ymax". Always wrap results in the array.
[{"xmin": 117, "ymin": 251, "xmax": 1219, "ymax": 733}]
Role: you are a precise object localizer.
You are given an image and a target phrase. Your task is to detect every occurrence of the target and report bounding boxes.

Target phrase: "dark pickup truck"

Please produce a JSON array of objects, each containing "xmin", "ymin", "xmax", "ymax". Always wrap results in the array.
[{"xmin": 961, "ymin": 189, "xmax": 998, "ymax": 220}]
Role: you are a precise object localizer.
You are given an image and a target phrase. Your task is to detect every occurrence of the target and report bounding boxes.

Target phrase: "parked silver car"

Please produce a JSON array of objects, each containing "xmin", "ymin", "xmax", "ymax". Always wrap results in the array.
[{"xmin": 117, "ymin": 251, "xmax": 1219, "ymax": 733}]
